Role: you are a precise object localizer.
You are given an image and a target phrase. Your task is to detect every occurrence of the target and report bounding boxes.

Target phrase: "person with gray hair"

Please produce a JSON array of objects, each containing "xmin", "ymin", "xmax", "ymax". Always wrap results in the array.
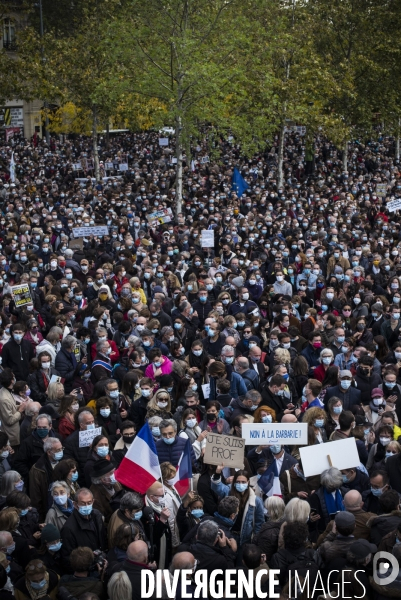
[
  {"xmin": 29, "ymin": 436, "xmax": 64, "ymax": 520},
  {"xmin": 309, "ymin": 467, "xmax": 345, "ymax": 534},
  {"xmin": 63, "ymin": 409, "xmax": 96, "ymax": 483},
  {"xmin": 188, "ymin": 520, "xmax": 236, "ymax": 573},
  {"xmin": 107, "ymin": 571, "xmax": 132, "ymax": 600},
  {"xmin": 55, "ymin": 335, "xmax": 78, "ymax": 392},
  {"xmin": 108, "ymin": 491, "xmax": 145, "ymax": 547},
  {"xmin": 20, "ymin": 401, "xmax": 41, "ymax": 442},
  {"xmin": 155, "ymin": 418, "xmax": 196, "ymax": 464},
  {"xmin": 91, "ymin": 337, "xmax": 113, "ymax": 384},
  {"xmin": 46, "ymin": 480, "xmax": 73, "ymax": 530}
]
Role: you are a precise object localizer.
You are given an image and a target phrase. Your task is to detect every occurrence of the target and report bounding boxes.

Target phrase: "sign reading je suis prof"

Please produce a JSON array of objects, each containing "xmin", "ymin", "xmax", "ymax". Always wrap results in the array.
[{"xmin": 241, "ymin": 423, "xmax": 308, "ymax": 446}]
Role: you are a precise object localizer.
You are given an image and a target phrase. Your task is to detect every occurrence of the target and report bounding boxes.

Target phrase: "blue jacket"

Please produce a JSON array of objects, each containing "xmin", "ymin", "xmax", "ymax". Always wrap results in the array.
[
  {"xmin": 210, "ymin": 478, "xmax": 264, "ymax": 545},
  {"xmin": 155, "ymin": 435, "xmax": 196, "ymax": 466},
  {"xmin": 209, "ymin": 371, "xmax": 247, "ymax": 401},
  {"xmin": 301, "ymin": 344, "xmax": 322, "ymax": 371},
  {"xmin": 324, "ymin": 385, "xmax": 361, "ymax": 411}
]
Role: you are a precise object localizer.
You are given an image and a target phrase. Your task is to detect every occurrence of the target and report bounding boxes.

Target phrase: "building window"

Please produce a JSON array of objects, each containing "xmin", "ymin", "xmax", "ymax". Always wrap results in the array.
[{"xmin": 3, "ymin": 19, "xmax": 16, "ymax": 51}]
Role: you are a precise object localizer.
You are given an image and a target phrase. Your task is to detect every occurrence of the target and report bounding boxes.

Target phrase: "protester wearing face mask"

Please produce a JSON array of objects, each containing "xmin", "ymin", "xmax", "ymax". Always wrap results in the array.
[
  {"xmin": 89, "ymin": 459, "xmax": 123, "ymax": 524},
  {"xmin": 15, "ymin": 558, "xmax": 59, "ymax": 600},
  {"xmin": 0, "ymin": 369, "xmax": 28, "ymax": 450},
  {"xmin": 207, "ymin": 351, "xmax": 247, "ymax": 401},
  {"xmin": 145, "ymin": 389, "xmax": 173, "ymax": 422},
  {"xmin": 94, "ymin": 398, "xmax": 122, "ymax": 448},
  {"xmin": 27, "ymin": 352, "xmax": 61, "ymax": 406},
  {"xmin": 29, "ymin": 437, "xmax": 64, "ymax": 521},
  {"xmin": 129, "ymin": 378, "xmax": 154, "ymax": 430},
  {"xmin": 362, "ymin": 471, "xmax": 391, "ymax": 514},
  {"xmin": 381, "ymin": 304, "xmax": 401, "ymax": 346},
  {"xmin": 302, "ymin": 408, "xmax": 328, "ymax": 444},
  {"xmin": 324, "ymin": 369, "xmax": 361, "ymax": 411},
  {"xmin": 280, "ymin": 459, "xmax": 321, "ymax": 505},
  {"xmin": 159, "ymin": 462, "xmax": 182, "ymax": 550},
  {"xmin": 45, "ymin": 481, "xmax": 74, "ymax": 532},
  {"xmin": 253, "ymin": 405, "xmax": 277, "ymax": 424},
  {"xmin": 211, "ymin": 466, "xmax": 264, "ymax": 545},
  {"xmin": 177, "ymin": 409, "xmax": 206, "ymax": 460},
  {"xmin": 198, "ymin": 400, "xmax": 230, "ymax": 434},
  {"xmin": 333, "ymin": 338, "xmax": 358, "ymax": 371},
  {"xmin": 2, "ymin": 324, "xmax": 34, "ymax": 383},
  {"xmin": 155, "ymin": 419, "xmax": 196, "ymax": 470},
  {"xmin": 313, "ymin": 349, "xmax": 334, "ymax": 383},
  {"xmin": 353, "ymin": 356, "xmax": 382, "ymax": 406},
  {"xmin": 366, "ymin": 425, "xmax": 395, "ymax": 472}
]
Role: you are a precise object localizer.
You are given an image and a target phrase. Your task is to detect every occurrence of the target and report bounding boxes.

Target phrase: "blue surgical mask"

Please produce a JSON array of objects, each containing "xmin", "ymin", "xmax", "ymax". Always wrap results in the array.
[
  {"xmin": 371, "ymin": 487, "xmax": 384, "ymax": 497},
  {"xmin": 152, "ymin": 427, "xmax": 161, "ymax": 436},
  {"xmin": 30, "ymin": 580, "xmax": 46, "ymax": 590},
  {"xmin": 270, "ymin": 444, "xmax": 282, "ymax": 454},
  {"xmin": 191, "ymin": 509, "xmax": 204, "ymax": 519},
  {"xmin": 100, "ymin": 408, "xmax": 111, "ymax": 418},
  {"xmin": 20, "ymin": 508, "xmax": 29, "ymax": 516},
  {"xmin": 314, "ymin": 419, "xmax": 324, "ymax": 428},
  {"xmin": 71, "ymin": 471, "xmax": 79, "ymax": 482},
  {"xmin": 86, "ymin": 424, "xmax": 95, "ymax": 430},
  {"xmin": 97, "ymin": 446, "xmax": 109, "ymax": 457},
  {"xmin": 333, "ymin": 406, "xmax": 342, "ymax": 415},
  {"xmin": 342, "ymin": 475, "xmax": 349, "ymax": 483},
  {"xmin": 235, "ymin": 482, "xmax": 248, "ymax": 493},
  {"xmin": 133, "ymin": 510, "xmax": 142, "ymax": 520},
  {"xmin": 163, "ymin": 437, "xmax": 175, "ymax": 444},
  {"xmin": 262, "ymin": 415, "xmax": 272, "ymax": 423},
  {"xmin": 224, "ymin": 357, "xmax": 234, "ymax": 364},
  {"xmin": 53, "ymin": 451, "xmax": 64, "ymax": 461},
  {"xmin": 78, "ymin": 504, "xmax": 93, "ymax": 516},
  {"xmin": 340, "ymin": 380, "xmax": 351, "ymax": 389},
  {"xmin": 48, "ymin": 541, "xmax": 62, "ymax": 552}
]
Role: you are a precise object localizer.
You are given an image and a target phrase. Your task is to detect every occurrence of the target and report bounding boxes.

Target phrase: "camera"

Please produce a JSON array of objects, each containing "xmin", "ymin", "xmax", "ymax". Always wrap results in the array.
[{"xmin": 91, "ymin": 550, "xmax": 107, "ymax": 570}]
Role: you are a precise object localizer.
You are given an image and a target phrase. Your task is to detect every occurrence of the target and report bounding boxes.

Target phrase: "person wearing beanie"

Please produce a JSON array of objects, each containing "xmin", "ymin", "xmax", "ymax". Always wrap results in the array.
[
  {"xmin": 90, "ymin": 460, "xmax": 124, "ymax": 524},
  {"xmin": 37, "ymin": 524, "xmax": 63, "ymax": 576}
]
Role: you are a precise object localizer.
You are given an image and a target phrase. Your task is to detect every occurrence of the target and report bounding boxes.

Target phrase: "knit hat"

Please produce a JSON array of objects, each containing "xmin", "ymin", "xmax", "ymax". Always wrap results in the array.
[
  {"xmin": 335, "ymin": 511, "xmax": 355, "ymax": 528},
  {"xmin": 41, "ymin": 523, "xmax": 60, "ymax": 544},
  {"xmin": 93, "ymin": 459, "xmax": 115, "ymax": 478}
]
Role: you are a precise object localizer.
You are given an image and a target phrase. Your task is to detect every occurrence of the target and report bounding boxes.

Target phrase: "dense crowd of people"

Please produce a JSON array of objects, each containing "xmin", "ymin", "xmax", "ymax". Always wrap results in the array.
[{"xmin": 0, "ymin": 130, "xmax": 399, "ymax": 599}]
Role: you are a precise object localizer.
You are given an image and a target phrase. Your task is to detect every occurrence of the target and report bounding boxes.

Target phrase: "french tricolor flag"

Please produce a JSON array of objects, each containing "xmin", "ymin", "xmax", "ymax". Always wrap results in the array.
[
  {"xmin": 171, "ymin": 438, "xmax": 193, "ymax": 497},
  {"xmin": 257, "ymin": 460, "xmax": 282, "ymax": 498},
  {"xmin": 115, "ymin": 423, "xmax": 161, "ymax": 494}
]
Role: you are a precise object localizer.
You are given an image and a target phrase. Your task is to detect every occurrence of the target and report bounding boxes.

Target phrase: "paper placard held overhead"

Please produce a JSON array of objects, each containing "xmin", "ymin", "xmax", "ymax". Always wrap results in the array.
[
  {"xmin": 79, "ymin": 427, "xmax": 102, "ymax": 448},
  {"xmin": 203, "ymin": 433, "xmax": 245, "ymax": 468},
  {"xmin": 72, "ymin": 226, "xmax": 109, "ymax": 238},
  {"xmin": 387, "ymin": 198, "xmax": 401, "ymax": 212},
  {"xmin": 11, "ymin": 284, "xmax": 32, "ymax": 308},
  {"xmin": 159, "ymin": 138, "xmax": 169, "ymax": 146},
  {"xmin": 299, "ymin": 437, "xmax": 360, "ymax": 478},
  {"xmin": 242, "ymin": 423, "xmax": 308, "ymax": 446},
  {"xmin": 201, "ymin": 230, "xmax": 214, "ymax": 248}
]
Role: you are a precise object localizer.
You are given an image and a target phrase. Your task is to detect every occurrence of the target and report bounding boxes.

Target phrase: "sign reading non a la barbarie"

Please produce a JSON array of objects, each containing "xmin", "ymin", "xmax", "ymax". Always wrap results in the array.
[
  {"xmin": 12, "ymin": 284, "xmax": 32, "ymax": 307},
  {"xmin": 203, "ymin": 433, "xmax": 245, "ymax": 468}
]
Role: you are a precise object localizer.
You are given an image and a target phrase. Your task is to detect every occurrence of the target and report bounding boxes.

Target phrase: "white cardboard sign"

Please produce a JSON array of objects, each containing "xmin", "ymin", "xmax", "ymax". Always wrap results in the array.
[
  {"xmin": 387, "ymin": 198, "xmax": 401, "ymax": 212},
  {"xmin": 201, "ymin": 230, "xmax": 214, "ymax": 248},
  {"xmin": 79, "ymin": 427, "xmax": 102, "ymax": 448},
  {"xmin": 242, "ymin": 423, "xmax": 308, "ymax": 446},
  {"xmin": 73, "ymin": 226, "xmax": 109, "ymax": 238},
  {"xmin": 299, "ymin": 437, "xmax": 360, "ymax": 478}
]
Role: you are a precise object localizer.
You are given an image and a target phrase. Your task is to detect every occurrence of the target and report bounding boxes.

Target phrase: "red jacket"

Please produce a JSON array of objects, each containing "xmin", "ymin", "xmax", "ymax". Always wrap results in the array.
[
  {"xmin": 58, "ymin": 416, "xmax": 75, "ymax": 440},
  {"xmin": 113, "ymin": 275, "xmax": 130, "ymax": 295},
  {"xmin": 91, "ymin": 340, "xmax": 120, "ymax": 363}
]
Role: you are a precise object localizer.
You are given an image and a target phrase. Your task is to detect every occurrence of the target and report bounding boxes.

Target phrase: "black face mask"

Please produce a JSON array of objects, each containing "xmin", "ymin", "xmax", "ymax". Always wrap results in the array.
[
  {"xmin": 206, "ymin": 413, "xmax": 217, "ymax": 422},
  {"xmin": 123, "ymin": 434, "xmax": 135, "ymax": 444}
]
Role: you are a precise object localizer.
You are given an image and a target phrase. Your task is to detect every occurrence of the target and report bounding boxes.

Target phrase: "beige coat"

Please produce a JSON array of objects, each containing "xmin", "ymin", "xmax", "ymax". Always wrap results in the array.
[{"xmin": 0, "ymin": 387, "xmax": 22, "ymax": 445}]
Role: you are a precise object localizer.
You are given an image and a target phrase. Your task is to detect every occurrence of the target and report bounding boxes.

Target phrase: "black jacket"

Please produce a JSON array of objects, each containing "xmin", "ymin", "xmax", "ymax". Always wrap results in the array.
[
  {"xmin": 63, "ymin": 429, "xmax": 95, "ymax": 486},
  {"xmin": 353, "ymin": 370, "xmax": 382, "ymax": 405},
  {"xmin": 130, "ymin": 396, "xmax": 150, "ymax": 431},
  {"xmin": 191, "ymin": 300, "xmax": 213, "ymax": 327},
  {"xmin": 55, "ymin": 348, "xmax": 76, "ymax": 392},
  {"xmin": 14, "ymin": 429, "xmax": 61, "ymax": 484},
  {"xmin": 385, "ymin": 453, "xmax": 401, "ymax": 493},
  {"xmin": 179, "ymin": 540, "xmax": 236, "ymax": 575},
  {"xmin": 60, "ymin": 508, "xmax": 107, "ymax": 572},
  {"xmin": 260, "ymin": 385, "xmax": 289, "ymax": 421},
  {"xmin": 255, "ymin": 519, "xmax": 284, "ymax": 562},
  {"xmin": 111, "ymin": 560, "xmax": 153, "ymax": 600},
  {"xmin": 1, "ymin": 338, "xmax": 34, "ymax": 381},
  {"xmin": 27, "ymin": 367, "xmax": 61, "ymax": 405},
  {"xmin": 247, "ymin": 448, "xmax": 297, "ymax": 476},
  {"xmin": 369, "ymin": 510, "xmax": 401, "ymax": 546}
]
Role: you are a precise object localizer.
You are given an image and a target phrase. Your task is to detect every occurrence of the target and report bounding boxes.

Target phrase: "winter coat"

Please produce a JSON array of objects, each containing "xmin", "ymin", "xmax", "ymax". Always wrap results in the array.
[
  {"xmin": 129, "ymin": 396, "xmax": 149, "ymax": 430},
  {"xmin": 45, "ymin": 502, "xmax": 72, "ymax": 532},
  {"xmin": 2, "ymin": 338, "xmax": 34, "ymax": 382},
  {"xmin": 27, "ymin": 368, "xmax": 61, "ymax": 405},
  {"xmin": 155, "ymin": 435, "xmax": 196, "ymax": 466},
  {"xmin": 14, "ymin": 570, "xmax": 59, "ymax": 600},
  {"xmin": 0, "ymin": 387, "xmax": 23, "ymax": 446},
  {"xmin": 90, "ymin": 482, "xmax": 124, "ymax": 524},
  {"xmin": 368, "ymin": 510, "xmax": 401, "ymax": 546},
  {"xmin": 254, "ymin": 518, "xmax": 284, "ymax": 562},
  {"xmin": 209, "ymin": 371, "xmax": 248, "ymax": 401},
  {"xmin": 14, "ymin": 429, "xmax": 61, "ymax": 483},
  {"xmin": 279, "ymin": 465, "xmax": 321, "ymax": 504},
  {"xmin": 55, "ymin": 348, "xmax": 76, "ymax": 392},
  {"xmin": 63, "ymin": 430, "xmax": 95, "ymax": 486},
  {"xmin": 60, "ymin": 508, "xmax": 107, "ymax": 572},
  {"xmin": 58, "ymin": 574, "xmax": 105, "ymax": 600},
  {"xmin": 28, "ymin": 453, "xmax": 54, "ymax": 521},
  {"xmin": 210, "ymin": 478, "xmax": 264, "ymax": 545}
]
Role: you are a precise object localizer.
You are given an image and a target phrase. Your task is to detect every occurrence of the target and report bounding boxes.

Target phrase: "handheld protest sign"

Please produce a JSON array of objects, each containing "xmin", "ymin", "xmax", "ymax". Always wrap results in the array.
[
  {"xmin": 299, "ymin": 437, "xmax": 360, "ymax": 478},
  {"xmin": 203, "ymin": 433, "xmax": 245, "ymax": 468},
  {"xmin": 12, "ymin": 284, "xmax": 32, "ymax": 308},
  {"xmin": 241, "ymin": 423, "xmax": 308, "ymax": 445}
]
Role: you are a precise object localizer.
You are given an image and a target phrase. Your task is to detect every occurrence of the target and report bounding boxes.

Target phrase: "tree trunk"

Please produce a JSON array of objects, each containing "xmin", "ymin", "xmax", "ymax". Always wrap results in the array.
[
  {"xmin": 396, "ymin": 118, "xmax": 400, "ymax": 161},
  {"xmin": 106, "ymin": 122, "xmax": 110, "ymax": 149},
  {"xmin": 342, "ymin": 139, "xmax": 348, "ymax": 173},
  {"xmin": 175, "ymin": 114, "xmax": 183, "ymax": 216},
  {"xmin": 92, "ymin": 105, "xmax": 100, "ymax": 181},
  {"xmin": 277, "ymin": 122, "xmax": 285, "ymax": 189}
]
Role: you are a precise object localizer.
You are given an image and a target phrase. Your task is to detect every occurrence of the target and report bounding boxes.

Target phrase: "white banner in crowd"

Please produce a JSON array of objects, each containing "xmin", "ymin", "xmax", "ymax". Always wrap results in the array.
[
  {"xmin": 241, "ymin": 423, "xmax": 308, "ymax": 445},
  {"xmin": 300, "ymin": 437, "xmax": 360, "ymax": 478}
]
